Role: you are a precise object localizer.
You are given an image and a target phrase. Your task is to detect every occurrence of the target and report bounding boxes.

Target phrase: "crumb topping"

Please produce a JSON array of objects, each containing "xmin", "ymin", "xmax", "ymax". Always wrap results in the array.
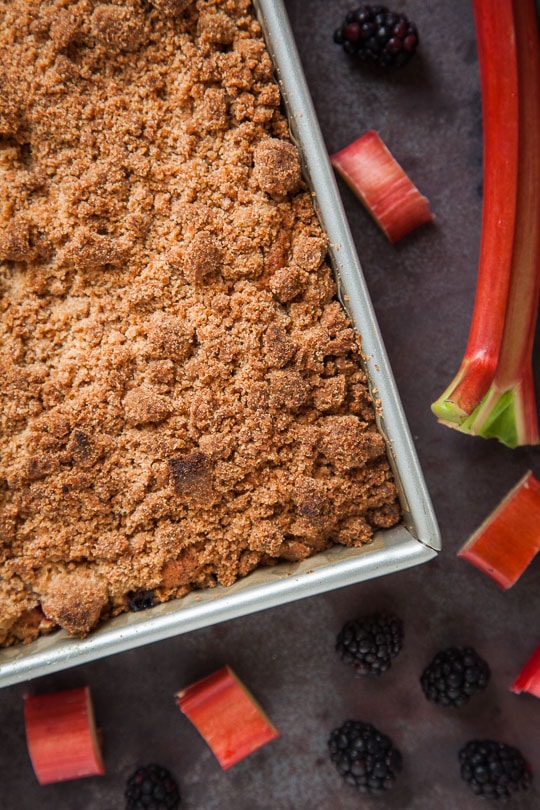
[{"xmin": 0, "ymin": 0, "xmax": 401, "ymax": 646}]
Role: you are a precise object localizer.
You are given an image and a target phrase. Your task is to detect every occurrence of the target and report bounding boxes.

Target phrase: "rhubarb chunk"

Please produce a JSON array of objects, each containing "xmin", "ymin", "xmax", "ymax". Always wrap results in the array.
[
  {"xmin": 175, "ymin": 665, "xmax": 279, "ymax": 769},
  {"xmin": 330, "ymin": 130, "xmax": 433, "ymax": 243},
  {"xmin": 24, "ymin": 686, "xmax": 105, "ymax": 785},
  {"xmin": 511, "ymin": 644, "xmax": 540, "ymax": 699},
  {"xmin": 458, "ymin": 471, "xmax": 540, "ymax": 589}
]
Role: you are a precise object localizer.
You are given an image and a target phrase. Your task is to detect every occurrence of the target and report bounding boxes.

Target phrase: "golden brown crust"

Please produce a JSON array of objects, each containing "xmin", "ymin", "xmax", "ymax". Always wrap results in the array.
[{"xmin": 0, "ymin": 0, "xmax": 401, "ymax": 646}]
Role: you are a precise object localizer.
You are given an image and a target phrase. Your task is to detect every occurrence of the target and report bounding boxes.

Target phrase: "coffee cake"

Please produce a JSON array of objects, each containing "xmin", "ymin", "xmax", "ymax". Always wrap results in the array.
[{"xmin": 0, "ymin": 0, "xmax": 401, "ymax": 646}]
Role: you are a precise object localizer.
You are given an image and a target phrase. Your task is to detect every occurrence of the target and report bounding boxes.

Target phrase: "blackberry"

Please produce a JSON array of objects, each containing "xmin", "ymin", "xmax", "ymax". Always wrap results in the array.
[
  {"xmin": 333, "ymin": 5, "xmax": 419, "ymax": 68},
  {"xmin": 125, "ymin": 764, "xmax": 180, "ymax": 810},
  {"xmin": 328, "ymin": 719, "xmax": 402, "ymax": 794},
  {"xmin": 420, "ymin": 646, "xmax": 490, "ymax": 707},
  {"xmin": 336, "ymin": 613, "xmax": 403, "ymax": 677},
  {"xmin": 127, "ymin": 589, "xmax": 157, "ymax": 611},
  {"xmin": 459, "ymin": 740, "xmax": 532, "ymax": 800}
]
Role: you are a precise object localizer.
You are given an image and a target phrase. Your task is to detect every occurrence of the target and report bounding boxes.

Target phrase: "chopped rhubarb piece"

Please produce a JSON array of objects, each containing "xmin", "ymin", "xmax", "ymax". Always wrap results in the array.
[
  {"xmin": 511, "ymin": 644, "xmax": 540, "ymax": 698},
  {"xmin": 175, "ymin": 665, "xmax": 279, "ymax": 769},
  {"xmin": 458, "ymin": 471, "xmax": 540, "ymax": 589},
  {"xmin": 24, "ymin": 686, "xmax": 105, "ymax": 785},
  {"xmin": 330, "ymin": 130, "xmax": 434, "ymax": 243},
  {"xmin": 432, "ymin": 0, "xmax": 540, "ymax": 447}
]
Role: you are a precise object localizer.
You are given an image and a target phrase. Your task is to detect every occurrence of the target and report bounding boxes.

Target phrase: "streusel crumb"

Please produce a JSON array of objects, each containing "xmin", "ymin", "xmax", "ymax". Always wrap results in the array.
[{"xmin": 0, "ymin": 0, "xmax": 401, "ymax": 646}]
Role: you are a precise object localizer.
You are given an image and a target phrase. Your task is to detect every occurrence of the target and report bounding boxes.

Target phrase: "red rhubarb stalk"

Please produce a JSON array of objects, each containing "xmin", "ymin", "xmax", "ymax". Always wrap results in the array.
[
  {"xmin": 459, "ymin": 0, "xmax": 540, "ymax": 447},
  {"xmin": 24, "ymin": 686, "xmax": 105, "ymax": 785},
  {"xmin": 431, "ymin": 0, "xmax": 520, "ymax": 424},
  {"xmin": 330, "ymin": 130, "xmax": 434, "ymax": 243},
  {"xmin": 175, "ymin": 665, "xmax": 279, "ymax": 769},
  {"xmin": 433, "ymin": 0, "xmax": 540, "ymax": 448},
  {"xmin": 511, "ymin": 643, "xmax": 540, "ymax": 698},
  {"xmin": 458, "ymin": 471, "xmax": 540, "ymax": 589}
]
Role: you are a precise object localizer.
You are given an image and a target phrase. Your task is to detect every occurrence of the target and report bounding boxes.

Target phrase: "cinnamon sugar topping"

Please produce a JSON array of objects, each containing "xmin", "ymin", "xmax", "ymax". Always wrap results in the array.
[{"xmin": 0, "ymin": 0, "xmax": 400, "ymax": 646}]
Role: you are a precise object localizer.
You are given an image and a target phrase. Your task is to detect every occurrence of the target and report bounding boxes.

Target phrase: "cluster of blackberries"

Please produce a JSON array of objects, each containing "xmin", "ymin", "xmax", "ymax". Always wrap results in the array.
[
  {"xmin": 333, "ymin": 5, "xmax": 419, "ymax": 68},
  {"xmin": 330, "ymin": 613, "xmax": 532, "ymax": 800}
]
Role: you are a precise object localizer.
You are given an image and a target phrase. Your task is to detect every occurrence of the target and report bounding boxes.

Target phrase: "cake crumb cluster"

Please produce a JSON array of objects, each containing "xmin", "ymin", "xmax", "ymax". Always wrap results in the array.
[{"xmin": 0, "ymin": 0, "xmax": 401, "ymax": 646}]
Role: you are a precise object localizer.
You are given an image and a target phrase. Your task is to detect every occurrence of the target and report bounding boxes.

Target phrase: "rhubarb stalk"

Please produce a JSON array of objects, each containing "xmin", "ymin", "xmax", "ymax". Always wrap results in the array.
[
  {"xmin": 432, "ymin": 0, "xmax": 519, "ymax": 422},
  {"xmin": 175, "ymin": 665, "xmax": 279, "ymax": 769},
  {"xmin": 458, "ymin": 471, "xmax": 540, "ymax": 589},
  {"xmin": 432, "ymin": 0, "xmax": 540, "ymax": 446},
  {"xmin": 24, "ymin": 686, "xmax": 105, "ymax": 785}
]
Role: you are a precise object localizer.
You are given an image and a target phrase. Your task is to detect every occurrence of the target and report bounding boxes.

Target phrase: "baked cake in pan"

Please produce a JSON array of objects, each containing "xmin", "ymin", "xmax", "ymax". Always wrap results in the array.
[{"xmin": 0, "ymin": 0, "xmax": 401, "ymax": 647}]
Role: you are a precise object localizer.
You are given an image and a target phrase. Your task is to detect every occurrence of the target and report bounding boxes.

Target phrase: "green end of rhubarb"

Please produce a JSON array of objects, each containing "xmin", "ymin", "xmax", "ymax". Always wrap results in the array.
[
  {"xmin": 462, "ymin": 378, "xmax": 539, "ymax": 449},
  {"xmin": 461, "ymin": 390, "xmax": 519, "ymax": 448},
  {"xmin": 431, "ymin": 359, "xmax": 499, "ymax": 428},
  {"xmin": 434, "ymin": 372, "xmax": 539, "ymax": 449},
  {"xmin": 430, "ymin": 397, "xmax": 469, "ymax": 426}
]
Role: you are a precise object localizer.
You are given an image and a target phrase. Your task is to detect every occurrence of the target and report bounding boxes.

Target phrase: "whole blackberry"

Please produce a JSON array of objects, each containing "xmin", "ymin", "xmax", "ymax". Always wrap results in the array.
[
  {"xmin": 336, "ymin": 613, "xmax": 403, "ymax": 677},
  {"xmin": 420, "ymin": 646, "xmax": 490, "ymax": 707},
  {"xmin": 333, "ymin": 5, "xmax": 419, "ymax": 68},
  {"xmin": 459, "ymin": 740, "xmax": 532, "ymax": 800},
  {"xmin": 125, "ymin": 764, "xmax": 180, "ymax": 810},
  {"xmin": 328, "ymin": 719, "xmax": 402, "ymax": 794}
]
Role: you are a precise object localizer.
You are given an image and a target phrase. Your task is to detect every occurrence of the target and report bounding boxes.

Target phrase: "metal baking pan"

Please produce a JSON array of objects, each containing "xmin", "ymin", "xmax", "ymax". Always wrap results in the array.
[{"xmin": 0, "ymin": 0, "xmax": 440, "ymax": 688}]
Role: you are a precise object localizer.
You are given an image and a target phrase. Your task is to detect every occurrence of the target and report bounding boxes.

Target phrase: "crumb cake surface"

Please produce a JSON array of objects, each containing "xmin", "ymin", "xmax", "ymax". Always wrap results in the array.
[{"xmin": 0, "ymin": 0, "xmax": 401, "ymax": 646}]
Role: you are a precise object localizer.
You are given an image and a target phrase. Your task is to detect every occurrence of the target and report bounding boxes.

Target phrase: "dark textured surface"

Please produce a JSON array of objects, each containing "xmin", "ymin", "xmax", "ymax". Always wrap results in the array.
[{"xmin": 2, "ymin": 1, "xmax": 540, "ymax": 808}]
